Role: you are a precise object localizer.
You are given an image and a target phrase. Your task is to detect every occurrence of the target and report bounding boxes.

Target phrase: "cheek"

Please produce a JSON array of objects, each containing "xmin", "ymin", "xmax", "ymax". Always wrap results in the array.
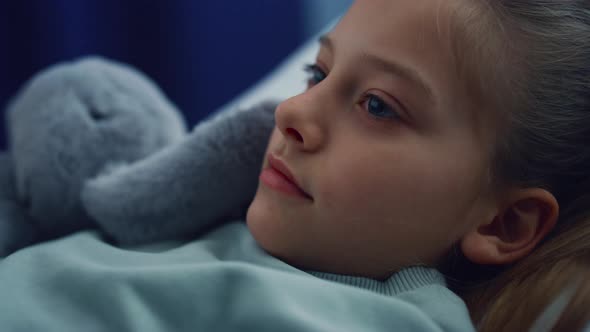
[
  {"xmin": 316, "ymin": 145, "xmax": 481, "ymax": 226},
  {"xmin": 315, "ymin": 158, "xmax": 414, "ymax": 228}
]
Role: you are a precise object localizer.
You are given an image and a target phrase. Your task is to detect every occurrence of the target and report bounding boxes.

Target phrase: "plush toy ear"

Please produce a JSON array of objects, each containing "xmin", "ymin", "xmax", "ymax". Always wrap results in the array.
[{"xmin": 82, "ymin": 101, "xmax": 277, "ymax": 245}]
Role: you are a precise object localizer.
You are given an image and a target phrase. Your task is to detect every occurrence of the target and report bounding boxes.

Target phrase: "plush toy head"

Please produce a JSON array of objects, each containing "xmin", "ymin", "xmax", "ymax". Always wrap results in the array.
[{"xmin": 6, "ymin": 57, "xmax": 187, "ymax": 238}]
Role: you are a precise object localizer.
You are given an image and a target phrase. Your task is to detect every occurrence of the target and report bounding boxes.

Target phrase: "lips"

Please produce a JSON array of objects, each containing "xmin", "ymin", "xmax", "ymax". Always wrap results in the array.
[{"xmin": 260, "ymin": 154, "xmax": 312, "ymax": 200}]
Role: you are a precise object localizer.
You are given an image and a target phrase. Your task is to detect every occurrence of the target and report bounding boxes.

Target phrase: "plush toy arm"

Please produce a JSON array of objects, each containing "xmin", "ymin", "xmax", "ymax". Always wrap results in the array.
[
  {"xmin": 82, "ymin": 101, "xmax": 277, "ymax": 245},
  {"xmin": 0, "ymin": 153, "xmax": 38, "ymax": 257}
]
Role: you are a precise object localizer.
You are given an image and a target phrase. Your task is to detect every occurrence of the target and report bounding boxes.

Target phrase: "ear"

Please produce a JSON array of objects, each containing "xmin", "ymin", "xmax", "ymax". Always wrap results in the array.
[{"xmin": 460, "ymin": 188, "xmax": 559, "ymax": 265}]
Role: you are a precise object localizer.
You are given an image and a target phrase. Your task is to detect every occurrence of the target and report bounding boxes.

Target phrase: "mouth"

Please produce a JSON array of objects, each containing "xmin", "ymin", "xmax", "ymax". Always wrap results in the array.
[{"xmin": 259, "ymin": 154, "xmax": 313, "ymax": 201}]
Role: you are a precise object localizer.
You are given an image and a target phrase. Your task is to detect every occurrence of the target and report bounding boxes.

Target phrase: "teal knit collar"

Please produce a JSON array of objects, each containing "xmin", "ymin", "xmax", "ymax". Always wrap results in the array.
[{"xmin": 307, "ymin": 266, "xmax": 446, "ymax": 297}]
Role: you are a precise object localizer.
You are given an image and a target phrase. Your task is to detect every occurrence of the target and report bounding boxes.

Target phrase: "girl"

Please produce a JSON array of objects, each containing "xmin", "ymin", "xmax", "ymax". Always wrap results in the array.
[
  {"xmin": 247, "ymin": 0, "xmax": 590, "ymax": 330},
  {"xmin": 1, "ymin": 0, "xmax": 589, "ymax": 331}
]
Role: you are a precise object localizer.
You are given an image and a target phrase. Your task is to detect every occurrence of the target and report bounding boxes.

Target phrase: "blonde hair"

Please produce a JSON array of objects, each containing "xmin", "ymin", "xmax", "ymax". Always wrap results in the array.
[
  {"xmin": 466, "ymin": 219, "xmax": 590, "ymax": 331},
  {"xmin": 443, "ymin": 1, "xmax": 590, "ymax": 330}
]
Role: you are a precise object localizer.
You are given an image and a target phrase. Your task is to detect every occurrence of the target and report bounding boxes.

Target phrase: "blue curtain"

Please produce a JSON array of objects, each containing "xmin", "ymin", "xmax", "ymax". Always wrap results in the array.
[{"xmin": 0, "ymin": 1, "xmax": 307, "ymax": 148}]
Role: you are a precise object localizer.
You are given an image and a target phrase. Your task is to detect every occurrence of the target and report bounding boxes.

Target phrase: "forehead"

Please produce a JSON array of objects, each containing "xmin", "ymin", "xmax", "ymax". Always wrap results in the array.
[
  {"xmin": 331, "ymin": 0, "xmax": 491, "ymax": 135},
  {"xmin": 332, "ymin": 0, "xmax": 459, "ymax": 101},
  {"xmin": 334, "ymin": 0, "xmax": 454, "ymax": 52},
  {"xmin": 351, "ymin": 0, "xmax": 447, "ymax": 25}
]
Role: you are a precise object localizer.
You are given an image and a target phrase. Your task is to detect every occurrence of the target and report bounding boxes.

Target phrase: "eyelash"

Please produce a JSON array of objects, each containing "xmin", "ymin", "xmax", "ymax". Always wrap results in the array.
[
  {"xmin": 303, "ymin": 63, "xmax": 403, "ymax": 123},
  {"xmin": 304, "ymin": 64, "xmax": 327, "ymax": 87}
]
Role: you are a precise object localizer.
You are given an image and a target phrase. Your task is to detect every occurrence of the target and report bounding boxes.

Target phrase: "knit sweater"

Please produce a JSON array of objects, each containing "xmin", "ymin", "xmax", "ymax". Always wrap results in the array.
[{"xmin": 0, "ymin": 221, "xmax": 475, "ymax": 331}]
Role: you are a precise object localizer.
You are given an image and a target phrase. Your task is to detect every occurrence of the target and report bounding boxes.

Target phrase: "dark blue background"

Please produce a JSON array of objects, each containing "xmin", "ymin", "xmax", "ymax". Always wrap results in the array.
[{"xmin": 0, "ymin": 1, "xmax": 314, "ymax": 149}]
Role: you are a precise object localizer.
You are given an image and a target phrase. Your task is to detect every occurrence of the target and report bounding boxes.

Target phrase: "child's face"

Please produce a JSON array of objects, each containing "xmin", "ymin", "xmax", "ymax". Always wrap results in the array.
[{"xmin": 247, "ymin": 0, "xmax": 497, "ymax": 279}]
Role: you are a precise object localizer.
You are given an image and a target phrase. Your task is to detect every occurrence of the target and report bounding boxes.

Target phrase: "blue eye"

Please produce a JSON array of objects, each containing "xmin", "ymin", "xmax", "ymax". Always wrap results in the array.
[
  {"xmin": 364, "ymin": 94, "xmax": 401, "ymax": 121},
  {"xmin": 304, "ymin": 64, "xmax": 327, "ymax": 86}
]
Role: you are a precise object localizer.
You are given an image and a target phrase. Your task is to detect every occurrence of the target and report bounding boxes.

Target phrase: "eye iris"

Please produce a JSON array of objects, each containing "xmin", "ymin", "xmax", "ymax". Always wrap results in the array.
[
  {"xmin": 313, "ymin": 68, "xmax": 326, "ymax": 83},
  {"xmin": 304, "ymin": 64, "xmax": 327, "ymax": 85},
  {"xmin": 368, "ymin": 96, "xmax": 387, "ymax": 116}
]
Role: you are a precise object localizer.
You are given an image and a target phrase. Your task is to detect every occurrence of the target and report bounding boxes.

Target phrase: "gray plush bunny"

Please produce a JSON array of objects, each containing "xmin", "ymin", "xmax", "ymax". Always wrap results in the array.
[{"xmin": 0, "ymin": 56, "xmax": 276, "ymax": 256}]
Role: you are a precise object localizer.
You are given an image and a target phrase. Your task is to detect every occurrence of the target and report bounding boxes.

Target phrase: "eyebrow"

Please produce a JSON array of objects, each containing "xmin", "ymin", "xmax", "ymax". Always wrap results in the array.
[{"xmin": 318, "ymin": 35, "xmax": 435, "ymax": 103}]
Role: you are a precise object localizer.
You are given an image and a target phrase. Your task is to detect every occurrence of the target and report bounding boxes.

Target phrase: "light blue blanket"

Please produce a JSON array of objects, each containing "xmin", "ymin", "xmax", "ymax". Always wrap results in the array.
[{"xmin": 0, "ymin": 221, "xmax": 475, "ymax": 332}]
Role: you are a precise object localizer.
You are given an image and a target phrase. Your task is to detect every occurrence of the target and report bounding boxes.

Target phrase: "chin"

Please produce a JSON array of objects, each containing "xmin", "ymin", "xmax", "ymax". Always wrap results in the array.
[
  {"xmin": 245, "ymin": 195, "xmax": 293, "ymax": 262},
  {"xmin": 245, "ymin": 199, "xmax": 258, "ymax": 234},
  {"xmin": 245, "ymin": 194, "xmax": 273, "ymax": 250}
]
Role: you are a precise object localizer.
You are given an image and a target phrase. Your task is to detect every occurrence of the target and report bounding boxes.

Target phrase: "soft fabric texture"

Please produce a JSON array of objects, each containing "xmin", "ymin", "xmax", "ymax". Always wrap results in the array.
[
  {"xmin": 2, "ymin": 57, "xmax": 187, "ymax": 244},
  {"xmin": 82, "ymin": 100, "xmax": 276, "ymax": 245},
  {"xmin": 0, "ymin": 153, "xmax": 36, "ymax": 256},
  {"xmin": 0, "ymin": 54, "xmax": 475, "ymax": 331},
  {"xmin": 0, "ymin": 221, "xmax": 475, "ymax": 332},
  {"xmin": 0, "ymin": 56, "xmax": 275, "ymax": 256}
]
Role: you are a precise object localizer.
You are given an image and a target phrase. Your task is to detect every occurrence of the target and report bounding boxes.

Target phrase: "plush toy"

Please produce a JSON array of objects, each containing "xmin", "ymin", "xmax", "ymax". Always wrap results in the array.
[
  {"xmin": 0, "ymin": 57, "xmax": 276, "ymax": 256},
  {"xmin": 0, "ymin": 57, "xmax": 188, "ymax": 255}
]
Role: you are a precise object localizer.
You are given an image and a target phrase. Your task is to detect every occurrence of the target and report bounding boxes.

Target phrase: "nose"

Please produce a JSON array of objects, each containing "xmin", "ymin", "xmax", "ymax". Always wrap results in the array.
[{"xmin": 274, "ymin": 91, "xmax": 327, "ymax": 152}]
